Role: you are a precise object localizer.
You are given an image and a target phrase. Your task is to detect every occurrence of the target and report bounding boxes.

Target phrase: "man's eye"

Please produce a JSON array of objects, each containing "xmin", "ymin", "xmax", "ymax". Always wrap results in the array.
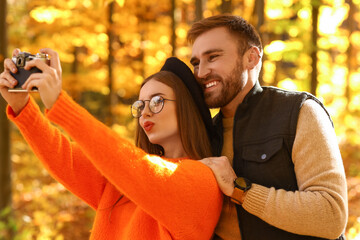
[
  {"xmin": 191, "ymin": 62, "xmax": 199, "ymax": 67},
  {"xmin": 209, "ymin": 55, "xmax": 219, "ymax": 61}
]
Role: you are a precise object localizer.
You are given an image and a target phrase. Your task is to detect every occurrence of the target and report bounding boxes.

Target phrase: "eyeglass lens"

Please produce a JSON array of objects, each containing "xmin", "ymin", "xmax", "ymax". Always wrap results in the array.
[{"xmin": 131, "ymin": 96, "xmax": 165, "ymax": 117}]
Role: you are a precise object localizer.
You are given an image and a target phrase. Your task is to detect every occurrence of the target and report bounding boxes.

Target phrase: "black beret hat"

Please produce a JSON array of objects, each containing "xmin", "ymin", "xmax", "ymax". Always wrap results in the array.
[{"xmin": 160, "ymin": 57, "xmax": 214, "ymax": 141}]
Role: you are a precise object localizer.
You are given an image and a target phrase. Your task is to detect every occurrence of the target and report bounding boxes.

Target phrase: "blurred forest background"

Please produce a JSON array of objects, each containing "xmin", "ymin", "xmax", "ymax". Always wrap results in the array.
[{"xmin": 0, "ymin": 0, "xmax": 359, "ymax": 239}]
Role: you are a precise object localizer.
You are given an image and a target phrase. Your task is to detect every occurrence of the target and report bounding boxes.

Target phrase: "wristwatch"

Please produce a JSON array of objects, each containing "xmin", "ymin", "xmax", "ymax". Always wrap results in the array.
[{"xmin": 230, "ymin": 177, "xmax": 252, "ymax": 205}]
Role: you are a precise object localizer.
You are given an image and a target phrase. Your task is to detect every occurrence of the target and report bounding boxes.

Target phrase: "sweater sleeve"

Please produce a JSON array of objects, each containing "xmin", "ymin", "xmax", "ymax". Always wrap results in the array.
[
  {"xmin": 242, "ymin": 99, "xmax": 348, "ymax": 239},
  {"xmin": 45, "ymin": 91, "xmax": 223, "ymax": 238},
  {"xmin": 7, "ymin": 97, "xmax": 107, "ymax": 210}
]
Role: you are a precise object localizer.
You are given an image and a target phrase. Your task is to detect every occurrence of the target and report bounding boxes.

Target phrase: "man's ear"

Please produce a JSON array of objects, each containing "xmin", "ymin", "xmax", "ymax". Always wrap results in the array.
[{"xmin": 245, "ymin": 46, "xmax": 261, "ymax": 70}]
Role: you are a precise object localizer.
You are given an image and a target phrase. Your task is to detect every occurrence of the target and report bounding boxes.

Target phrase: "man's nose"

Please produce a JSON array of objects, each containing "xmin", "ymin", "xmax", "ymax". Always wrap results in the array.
[{"xmin": 196, "ymin": 62, "xmax": 211, "ymax": 79}]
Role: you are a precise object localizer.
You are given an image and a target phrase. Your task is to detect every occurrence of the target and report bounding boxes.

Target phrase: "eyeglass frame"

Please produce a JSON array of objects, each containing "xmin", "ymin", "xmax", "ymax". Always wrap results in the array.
[{"xmin": 131, "ymin": 95, "xmax": 176, "ymax": 118}]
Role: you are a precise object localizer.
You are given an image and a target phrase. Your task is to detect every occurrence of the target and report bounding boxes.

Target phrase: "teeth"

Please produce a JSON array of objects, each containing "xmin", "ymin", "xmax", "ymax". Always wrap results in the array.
[{"xmin": 205, "ymin": 81, "xmax": 217, "ymax": 88}]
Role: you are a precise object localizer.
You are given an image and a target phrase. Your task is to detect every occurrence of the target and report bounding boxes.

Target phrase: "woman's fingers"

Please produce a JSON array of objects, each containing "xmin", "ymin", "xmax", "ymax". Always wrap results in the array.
[
  {"xmin": 24, "ymin": 79, "xmax": 41, "ymax": 92},
  {"xmin": 0, "ymin": 71, "xmax": 17, "ymax": 88},
  {"xmin": 0, "ymin": 77, "xmax": 15, "ymax": 89},
  {"xmin": 1, "ymin": 48, "xmax": 62, "ymax": 110},
  {"xmin": 39, "ymin": 48, "xmax": 62, "ymax": 76},
  {"xmin": 4, "ymin": 58, "xmax": 17, "ymax": 73},
  {"xmin": 24, "ymin": 59, "xmax": 49, "ymax": 73},
  {"xmin": 22, "ymin": 73, "xmax": 43, "ymax": 90},
  {"xmin": 23, "ymin": 70, "xmax": 58, "ymax": 91},
  {"xmin": 12, "ymin": 48, "xmax": 21, "ymax": 57}
]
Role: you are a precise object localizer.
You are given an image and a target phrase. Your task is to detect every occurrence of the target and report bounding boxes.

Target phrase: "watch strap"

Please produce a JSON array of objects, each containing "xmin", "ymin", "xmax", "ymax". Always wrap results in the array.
[{"xmin": 230, "ymin": 187, "xmax": 245, "ymax": 205}]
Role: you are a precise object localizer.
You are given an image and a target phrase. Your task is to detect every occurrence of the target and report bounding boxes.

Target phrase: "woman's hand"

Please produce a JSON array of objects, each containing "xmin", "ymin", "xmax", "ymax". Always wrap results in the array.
[
  {"xmin": 22, "ymin": 48, "xmax": 62, "ymax": 110},
  {"xmin": 0, "ymin": 48, "xmax": 29, "ymax": 115}
]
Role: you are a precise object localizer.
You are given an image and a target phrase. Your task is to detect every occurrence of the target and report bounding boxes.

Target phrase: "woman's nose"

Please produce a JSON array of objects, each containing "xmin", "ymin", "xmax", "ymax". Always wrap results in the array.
[{"xmin": 141, "ymin": 102, "xmax": 152, "ymax": 118}]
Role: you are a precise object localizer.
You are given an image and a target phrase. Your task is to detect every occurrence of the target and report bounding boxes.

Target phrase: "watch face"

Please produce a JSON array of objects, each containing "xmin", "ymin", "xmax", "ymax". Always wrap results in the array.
[
  {"xmin": 235, "ymin": 177, "xmax": 246, "ymax": 188},
  {"xmin": 234, "ymin": 177, "xmax": 251, "ymax": 191}
]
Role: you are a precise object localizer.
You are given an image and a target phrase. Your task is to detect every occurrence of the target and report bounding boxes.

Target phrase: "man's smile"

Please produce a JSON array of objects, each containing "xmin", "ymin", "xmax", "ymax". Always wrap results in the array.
[{"xmin": 205, "ymin": 81, "xmax": 218, "ymax": 89}]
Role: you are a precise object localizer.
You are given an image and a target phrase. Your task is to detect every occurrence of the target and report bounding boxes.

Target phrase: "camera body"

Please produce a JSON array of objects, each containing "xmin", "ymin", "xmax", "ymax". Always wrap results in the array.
[{"xmin": 8, "ymin": 52, "xmax": 50, "ymax": 92}]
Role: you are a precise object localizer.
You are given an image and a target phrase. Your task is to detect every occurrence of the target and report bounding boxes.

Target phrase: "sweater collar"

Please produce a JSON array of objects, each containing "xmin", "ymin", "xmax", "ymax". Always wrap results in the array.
[{"xmin": 215, "ymin": 81, "xmax": 263, "ymax": 121}]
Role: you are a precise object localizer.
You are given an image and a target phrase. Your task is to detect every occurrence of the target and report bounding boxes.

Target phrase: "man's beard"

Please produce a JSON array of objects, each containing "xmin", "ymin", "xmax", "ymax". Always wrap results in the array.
[{"xmin": 204, "ymin": 60, "xmax": 245, "ymax": 109}]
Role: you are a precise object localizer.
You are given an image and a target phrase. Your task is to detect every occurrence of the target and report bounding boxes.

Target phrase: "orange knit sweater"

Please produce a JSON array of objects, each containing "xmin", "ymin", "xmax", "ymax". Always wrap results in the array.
[{"xmin": 7, "ymin": 91, "xmax": 223, "ymax": 240}]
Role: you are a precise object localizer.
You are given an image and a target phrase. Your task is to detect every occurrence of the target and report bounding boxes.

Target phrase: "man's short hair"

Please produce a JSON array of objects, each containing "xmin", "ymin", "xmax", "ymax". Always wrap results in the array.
[{"xmin": 187, "ymin": 14, "xmax": 263, "ymax": 56}]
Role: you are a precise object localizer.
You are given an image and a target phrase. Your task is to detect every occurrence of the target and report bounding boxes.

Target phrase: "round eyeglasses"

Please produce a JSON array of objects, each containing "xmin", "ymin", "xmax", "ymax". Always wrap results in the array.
[{"xmin": 131, "ymin": 95, "xmax": 175, "ymax": 118}]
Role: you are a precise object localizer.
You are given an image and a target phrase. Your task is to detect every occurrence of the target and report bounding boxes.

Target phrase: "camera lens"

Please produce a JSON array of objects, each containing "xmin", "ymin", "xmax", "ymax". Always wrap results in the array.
[{"xmin": 17, "ymin": 58, "xmax": 23, "ymax": 67}]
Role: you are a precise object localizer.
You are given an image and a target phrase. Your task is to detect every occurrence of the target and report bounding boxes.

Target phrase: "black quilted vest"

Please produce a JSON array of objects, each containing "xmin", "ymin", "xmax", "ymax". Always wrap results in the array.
[{"xmin": 212, "ymin": 82, "xmax": 344, "ymax": 240}]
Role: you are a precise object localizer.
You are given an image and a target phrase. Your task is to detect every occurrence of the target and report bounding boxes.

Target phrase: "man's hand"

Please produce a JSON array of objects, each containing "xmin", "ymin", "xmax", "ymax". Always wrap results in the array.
[{"xmin": 199, "ymin": 156, "xmax": 237, "ymax": 196}]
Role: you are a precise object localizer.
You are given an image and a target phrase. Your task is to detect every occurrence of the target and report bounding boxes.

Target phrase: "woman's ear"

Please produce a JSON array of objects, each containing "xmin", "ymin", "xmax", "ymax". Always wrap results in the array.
[{"xmin": 245, "ymin": 46, "xmax": 262, "ymax": 70}]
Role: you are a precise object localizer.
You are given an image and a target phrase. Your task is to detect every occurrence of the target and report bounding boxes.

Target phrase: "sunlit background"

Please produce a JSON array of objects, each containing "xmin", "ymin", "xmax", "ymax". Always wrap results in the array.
[{"xmin": 0, "ymin": 0, "xmax": 359, "ymax": 239}]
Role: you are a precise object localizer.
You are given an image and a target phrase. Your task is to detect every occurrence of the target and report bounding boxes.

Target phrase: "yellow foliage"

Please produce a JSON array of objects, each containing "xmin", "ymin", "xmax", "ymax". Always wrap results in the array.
[
  {"xmin": 265, "ymin": 40, "xmax": 286, "ymax": 54},
  {"xmin": 265, "ymin": 0, "xmax": 295, "ymax": 19},
  {"xmin": 298, "ymin": 7, "xmax": 311, "ymax": 20},
  {"xmin": 326, "ymin": 97, "xmax": 347, "ymax": 117},
  {"xmin": 176, "ymin": 27, "xmax": 188, "ymax": 39},
  {"xmin": 5, "ymin": 0, "xmax": 360, "ymax": 239},
  {"xmin": 263, "ymin": 61, "xmax": 276, "ymax": 84},
  {"xmin": 278, "ymin": 78, "xmax": 298, "ymax": 91},
  {"xmin": 30, "ymin": 6, "xmax": 72, "ymax": 24},
  {"xmin": 116, "ymin": 0, "xmax": 126, "ymax": 7},
  {"xmin": 318, "ymin": 5, "xmax": 349, "ymax": 35},
  {"xmin": 264, "ymin": 40, "xmax": 285, "ymax": 61},
  {"xmin": 331, "ymin": 66, "xmax": 347, "ymax": 88},
  {"xmin": 295, "ymin": 69, "xmax": 308, "ymax": 80},
  {"xmin": 351, "ymin": 32, "xmax": 360, "ymax": 47},
  {"xmin": 349, "ymin": 95, "xmax": 360, "ymax": 112},
  {"xmin": 350, "ymin": 73, "xmax": 360, "ymax": 91}
]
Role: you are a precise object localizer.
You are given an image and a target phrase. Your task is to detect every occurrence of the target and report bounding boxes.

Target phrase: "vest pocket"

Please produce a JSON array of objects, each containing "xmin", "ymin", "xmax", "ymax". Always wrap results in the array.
[
  {"xmin": 240, "ymin": 137, "xmax": 297, "ymax": 189},
  {"xmin": 242, "ymin": 138, "xmax": 283, "ymax": 163}
]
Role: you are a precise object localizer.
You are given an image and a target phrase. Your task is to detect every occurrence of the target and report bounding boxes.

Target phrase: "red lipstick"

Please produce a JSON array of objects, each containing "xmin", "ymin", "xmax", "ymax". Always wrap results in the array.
[{"xmin": 143, "ymin": 121, "xmax": 154, "ymax": 132}]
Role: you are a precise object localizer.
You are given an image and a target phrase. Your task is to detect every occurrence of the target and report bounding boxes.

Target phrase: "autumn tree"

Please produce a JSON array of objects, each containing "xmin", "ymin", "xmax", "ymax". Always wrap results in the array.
[
  {"xmin": 0, "ymin": 0, "xmax": 11, "ymax": 214},
  {"xmin": 3, "ymin": 0, "xmax": 360, "ymax": 239},
  {"xmin": 0, "ymin": 0, "xmax": 14, "ymax": 238},
  {"xmin": 311, "ymin": 0, "xmax": 320, "ymax": 95}
]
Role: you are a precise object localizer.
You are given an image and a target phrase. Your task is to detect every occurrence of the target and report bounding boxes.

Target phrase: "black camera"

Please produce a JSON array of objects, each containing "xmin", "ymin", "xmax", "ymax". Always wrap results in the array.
[{"xmin": 8, "ymin": 52, "xmax": 50, "ymax": 92}]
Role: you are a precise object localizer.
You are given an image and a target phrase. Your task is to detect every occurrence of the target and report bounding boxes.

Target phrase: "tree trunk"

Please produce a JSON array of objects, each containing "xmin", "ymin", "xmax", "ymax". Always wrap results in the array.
[
  {"xmin": 171, "ymin": 0, "xmax": 176, "ymax": 56},
  {"xmin": 311, "ymin": 1, "xmax": 319, "ymax": 96},
  {"xmin": 221, "ymin": 0, "xmax": 232, "ymax": 14},
  {"xmin": 253, "ymin": 0, "xmax": 265, "ymax": 86},
  {"xmin": 346, "ymin": 0, "xmax": 356, "ymax": 110},
  {"xmin": 195, "ymin": 0, "xmax": 203, "ymax": 21},
  {"xmin": 0, "ymin": 0, "xmax": 13, "ymax": 238},
  {"xmin": 107, "ymin": 1, "xmax": 115, "ymax": 126},
  {"xmin": 0, "ymin": 0, "xmax": 11, "ymax": 210}
]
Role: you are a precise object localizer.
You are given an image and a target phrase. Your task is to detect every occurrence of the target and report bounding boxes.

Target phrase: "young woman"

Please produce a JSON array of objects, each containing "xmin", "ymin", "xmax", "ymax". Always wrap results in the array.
[{"xmin": 0, "ymin": 48, "xmax": 222, "ymax": 239}]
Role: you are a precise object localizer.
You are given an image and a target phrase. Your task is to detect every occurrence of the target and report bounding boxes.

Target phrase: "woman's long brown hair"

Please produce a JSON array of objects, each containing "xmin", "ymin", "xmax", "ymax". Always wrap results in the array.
[{"xmin": 135, "ymin": 70, "xmax": 213, "ymax": 160}]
